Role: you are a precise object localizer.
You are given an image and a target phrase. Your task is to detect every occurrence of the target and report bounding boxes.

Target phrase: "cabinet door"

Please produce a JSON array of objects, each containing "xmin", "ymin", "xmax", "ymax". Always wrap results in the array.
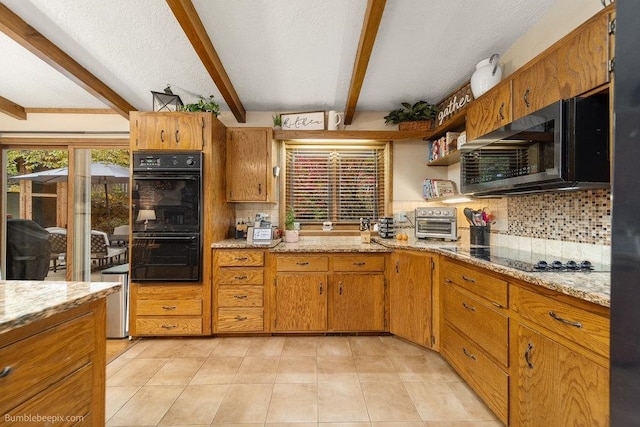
[
  {"xmin": 131, "ymin": 112, "xmax": 206, "ymax": 150},
  {"xmin": 226, "ymin": 127, "xmax": 273, "ymax": 202},
  {"xmin": 512, "ymin": 50, "xmax": 561, "ymax": 120},
  {"xmin": 514, "ymin": 323, "xmax": 609, "ymax": 426},
  {"xmin": 389, "ymin": 251, "xmax": 433, "ymax": 347},
  {"xmin": 465, "ymin": 80, "xmax": 512, "ymax": 142},
  {"xmin": 274, "ymin": 273, "xmax": 327, "ymax": 331},
  {"xmin": 331, "ymin": 273, "xmax": 385, "ymax": 331}
]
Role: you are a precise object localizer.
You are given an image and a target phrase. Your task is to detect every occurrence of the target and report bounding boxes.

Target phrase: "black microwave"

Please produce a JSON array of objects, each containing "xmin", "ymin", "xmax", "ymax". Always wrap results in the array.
[{"xmin": 460, "ymin": 94, "xmax": 610, "ymax": 196}]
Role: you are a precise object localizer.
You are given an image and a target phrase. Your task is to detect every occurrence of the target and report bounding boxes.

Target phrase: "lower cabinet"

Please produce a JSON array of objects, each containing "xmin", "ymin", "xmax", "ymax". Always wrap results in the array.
[
  {"xmin": 274, "ymin": 273, "xmax": 328, "ymax": 331},
  {"xmin": 331, "ymin": 272, "xmax": 385, "ymax": 331}
]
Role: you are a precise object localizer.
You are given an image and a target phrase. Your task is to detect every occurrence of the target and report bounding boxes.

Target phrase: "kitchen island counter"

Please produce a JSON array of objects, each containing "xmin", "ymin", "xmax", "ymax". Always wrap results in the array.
[{"xmin": 0, "ymin": 280, "xmax": 121, "ymax": 334}]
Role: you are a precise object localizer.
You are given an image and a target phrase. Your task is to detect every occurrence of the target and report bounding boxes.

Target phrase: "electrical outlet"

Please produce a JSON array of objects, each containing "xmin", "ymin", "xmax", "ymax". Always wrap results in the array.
[{"xmin": 395, "ymin": 211, "xmax": 408, "ymax": 223}]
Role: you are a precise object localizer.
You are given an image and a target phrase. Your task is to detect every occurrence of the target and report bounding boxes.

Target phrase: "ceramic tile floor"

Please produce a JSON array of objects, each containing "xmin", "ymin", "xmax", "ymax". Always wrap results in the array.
[{"xmin": 106, "ymin": 335, "xmax": 502, "ymax": 426}]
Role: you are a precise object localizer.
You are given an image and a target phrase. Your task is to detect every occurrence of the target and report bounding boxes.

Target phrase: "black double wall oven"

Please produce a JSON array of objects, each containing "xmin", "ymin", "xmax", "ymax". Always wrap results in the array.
[{"xmin": 131, "ymin": 152, "xmax": 202, "ymax": 282}]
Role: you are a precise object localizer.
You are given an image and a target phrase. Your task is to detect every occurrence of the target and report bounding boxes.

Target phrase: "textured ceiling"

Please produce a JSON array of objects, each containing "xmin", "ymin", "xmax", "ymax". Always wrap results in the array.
[{"xmin": 0, "ymin": 0, "xmax": 556, "ymax": 117}]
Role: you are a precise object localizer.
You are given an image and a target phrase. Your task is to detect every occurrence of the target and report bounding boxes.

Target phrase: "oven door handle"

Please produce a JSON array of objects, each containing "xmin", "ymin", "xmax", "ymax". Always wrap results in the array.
[
  {"xmin": 132, "ymin": 236, "xmax": 198, "ymax": 241},
  {"xmin": 417, "ymin": 218, "xmax": 455, "ymax": 223},
  {"xmin": 133, "ymin": 175, "xmax": 199, "ymax": 181}
]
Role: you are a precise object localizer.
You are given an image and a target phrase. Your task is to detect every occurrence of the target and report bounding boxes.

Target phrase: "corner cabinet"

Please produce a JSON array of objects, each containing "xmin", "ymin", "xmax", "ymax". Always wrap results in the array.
[
  {"xmin": 465, "ymin": 79, "xmax": 513, "ymax": 142},
  {"xmin": 226, "ymin": 127, "xmax": 275, "ymax": 203},
  {"xmin": 389, "ymin": 250, "xmax": 434, "ymax": 348},
  {"xmin": 130, "ymin": 111, "xmax": 208, "ymax": 150}
]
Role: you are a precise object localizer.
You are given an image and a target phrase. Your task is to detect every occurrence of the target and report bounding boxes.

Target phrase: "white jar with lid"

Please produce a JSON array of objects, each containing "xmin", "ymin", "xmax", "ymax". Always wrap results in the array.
[{"xmin": 470, "ymin": 54, "xmax": 502, "ymax": 98}]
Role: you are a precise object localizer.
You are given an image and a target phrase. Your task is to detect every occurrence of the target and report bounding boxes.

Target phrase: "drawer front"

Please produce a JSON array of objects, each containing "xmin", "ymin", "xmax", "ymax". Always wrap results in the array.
[
  {"xmin": 443, "ymin": 260, "xmax": 508, "ymax": 307},
  {"xmin": 217, "ymin": 308, "xmax": 264, "ymax": 332},
  {"xmin": 443, "ymin": 282, "xmax": 509, "ymax": 366},
  {"xmin": 276, "ymin": 255, "xmax": 329, "ymax": 272},
  {"xmin": 333, "ymin": 255, "xmax": 385, "ymax": 272},
  {"xmin": 218, "ymin": 286, "xmax": 263, "ymax": 307},
  {"xmin": 0, "ymin": 313, "xmax": 94, "ymax": 414},
  {"xmin": 217, "ymin": 267, "xmax": 264, "ymax": 285},
  {"xmin": 442, "ymin": 323, "xmax": 508, "ymax": 424},
  {"xmin": 137, "ymin": 299, "xmax": 202, "ymax": 316},
  {"xmin": 217, "ymin": 250, "xmax": 264, "ymax": 267},
  {"xmin": 512, "ymin": 285, "xmax": 610, "ymax": 358},
  {"xmin": 136, "ymin": 317, "xmax": 202, "ymax": 335}
]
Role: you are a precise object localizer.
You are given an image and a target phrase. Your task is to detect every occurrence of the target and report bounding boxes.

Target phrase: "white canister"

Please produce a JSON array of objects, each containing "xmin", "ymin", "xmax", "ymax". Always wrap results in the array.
[
  {"xmin": 470, "ymin": 55, "xmax": 502, "ymax": 98},
  {"xmin": 327, "ymin": 110, "xmax": 342, "ymax": 130}
]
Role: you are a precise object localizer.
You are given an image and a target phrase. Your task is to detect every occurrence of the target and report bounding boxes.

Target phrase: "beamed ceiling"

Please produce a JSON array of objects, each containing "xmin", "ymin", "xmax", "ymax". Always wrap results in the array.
[{"xmin": 0, "ymin": 0, "xmax": 556, "ymax": 124}]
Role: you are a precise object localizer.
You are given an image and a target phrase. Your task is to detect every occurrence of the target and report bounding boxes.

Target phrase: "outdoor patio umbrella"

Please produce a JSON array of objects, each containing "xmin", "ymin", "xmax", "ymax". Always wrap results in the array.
[{"xmin": 13, "ymin": 162, "xmax": 130, "ymax": 232}]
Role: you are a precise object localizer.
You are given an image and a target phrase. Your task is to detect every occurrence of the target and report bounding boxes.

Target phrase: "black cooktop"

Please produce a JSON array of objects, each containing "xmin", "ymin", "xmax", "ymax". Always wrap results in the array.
[{"xmin": 440, "ymin": 246, "xmax": 610, "ymax": 272}]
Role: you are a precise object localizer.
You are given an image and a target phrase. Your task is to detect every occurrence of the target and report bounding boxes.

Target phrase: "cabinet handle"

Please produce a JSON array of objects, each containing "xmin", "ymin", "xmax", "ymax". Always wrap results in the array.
[
  {"xmin": 339, "ymin": 281, "xmax": 343, "ymax": 295},
  {"xmin": 498, "ymin": 102, "xmax": 505, "ymax": 120},
  {"xmin": 0, "ymin": 367, "xmax": 12, "ymax": 378},
  {"xmin": 162, "ymin": 305, "xmax": 177, "ymax": 310},
  {"xmin": 296, "ymin": 261, "xmax": 309, "ymax": 266},
  {"xmin": 352, "ymin": 262, "xmax": 366, "ymax": 266},
  {"xmin": 234, "ymin": 275, "xmax": 248, "ymax": 280},
  {"xmin": 319, "ymin": 282, "xmax": 323, "ymax": 295},
  {"xmin": 461, "ymin": 275, "xmax": 476, "ymax": 283},
  {"xmin": 175, "ymin": 129, "xmax": 180, "ymax": 143},
  {"xmin": 235, "ymin": 315, "xmax": 248, "ymax": 321},
  {"xmin": 523, "ymin": 88, "xmax": 531, "ymax": 108},
  {"xmin": 160, "ymin": 129, "xmax": 165, "ymax": 143},
  {"xmin": 524, "ymin": 343, "xmax": 534, "ymax": 369},
  {"xmin": 444, "ymin": 278, "xmax": 452, "ymax": 284},
  {"xmin": 462, "ymin": 302, "xmax": 476, "ymax": 312},
  {"xmin": 462, "ymin": 348, "xmax": 476, "ymax": 361},
  {"xmin": 548, "ymin": 311, "xmax": 583, "ymax": 328},
  {"xmin": 161, "ymin": 324, "xmax": 177, "ymax": 329},
  {"xmin": 395, "ymin": 260, "xmax": 399, "ymax": 273},
  {"xmin": 233, "ymin": 295, "xmax": 248, "ymax": 299},
  {"xmin": 258, "ymin": 183, "xmax": 262, "ymax": 195},
  {"xmin": 234, "ymin": 257, "xmax": 248, "ymax": 261}
]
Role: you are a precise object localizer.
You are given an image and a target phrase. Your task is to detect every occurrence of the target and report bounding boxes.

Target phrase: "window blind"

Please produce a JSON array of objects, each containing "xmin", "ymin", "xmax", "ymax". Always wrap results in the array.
[{"xmin": 286, "ymin": 146, "xmax": 386, "ymax": 223}]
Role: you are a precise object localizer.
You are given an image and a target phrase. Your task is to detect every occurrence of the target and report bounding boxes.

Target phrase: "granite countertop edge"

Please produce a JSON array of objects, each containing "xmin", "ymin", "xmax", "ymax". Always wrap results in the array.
[{"xmin": 0, "ymin": 281, "xmax": 122, "ymax": 335}]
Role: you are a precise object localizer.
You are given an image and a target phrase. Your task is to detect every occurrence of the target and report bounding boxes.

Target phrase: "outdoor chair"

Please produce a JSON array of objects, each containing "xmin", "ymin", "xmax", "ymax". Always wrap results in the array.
[
  {"xmin": 48, "ymin": 231, "xmax": 67, "ymax": 272},
  {"xmin": 91, "ymin": 230, "xmax": 128, "ymax": 267}
]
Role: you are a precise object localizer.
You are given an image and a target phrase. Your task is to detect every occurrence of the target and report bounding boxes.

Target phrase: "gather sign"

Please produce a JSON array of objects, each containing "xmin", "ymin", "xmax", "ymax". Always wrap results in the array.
[{"xmin": 436, "ymin": 82, "xmax": 474, "ymax": 127}]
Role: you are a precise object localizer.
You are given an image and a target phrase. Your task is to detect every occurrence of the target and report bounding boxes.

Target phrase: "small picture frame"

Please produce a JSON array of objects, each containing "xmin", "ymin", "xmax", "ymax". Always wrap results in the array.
[
  {"xmin": 280, "ymin": 111, "xmax": 325, "ymax": 130},
  {"xmin": 252, "ymin": 227, "xmax": 273, "ymax": 245}
]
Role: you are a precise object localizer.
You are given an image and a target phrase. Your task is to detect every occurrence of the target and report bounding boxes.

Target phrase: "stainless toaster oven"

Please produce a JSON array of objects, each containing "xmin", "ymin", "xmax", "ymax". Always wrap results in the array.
[{"xmin": 415, "ymin": 207, "xmax": 457, "ymax": 240}]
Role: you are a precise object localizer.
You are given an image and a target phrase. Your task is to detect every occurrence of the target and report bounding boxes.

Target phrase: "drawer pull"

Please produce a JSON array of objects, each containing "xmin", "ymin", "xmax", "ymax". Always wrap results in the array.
[
  {"xmin": 234, "ymin": 256, "xmax": 249, "ymax": 261},
  {"xmin": 235, "ymin": 315, "xmax": 248, "ymax": 321},
  {"xmin": 296, "ymin": 261, "xmax": 310, "ymax": 266},
  {"xmin": 548, "ymin": 311, "xmax": 583, "ymax": 328},
  {"xmin": 339, "ymin": 281, "xmax": 343, "ymax": 295},
  {"xmin": 319, "ymin": 281, "xmax": 324, "ymax": 295},
  {"xmin": 233, "ymin": 295, "xmax": 248, "ymax": 299},
  {"xmin": 161, "ymin": 324, "xmax": 177, "ymax": 329},
  {"xmin": 462, "ymin": 302, "xmax": 476, "ymax": 312},
  {"xmin": 524, "ymin": 343, "xmax": 534, "ymax": 369},
  {"xmin": 462, "ymin": 348, "xmax": 476, "ymax": 361},
  {"xmin": 0, "ymin": 367, "xmax": 12, "ymax": 378},
  {"xmin": 352, "ymin": 262, "xmax": 366, "ymax": 266},
  {"xmin": 234, "ymin": 275, "xmax": 248, "ymax": 280},
  {"xmin": 461, "ymin": 275, "xmax": 476, "ymax": 283},
  {"xmin": 444, "ymin": 278, "xmax": 452, "ymax": 284},
  {"xmin": 162, "ymin": 305, "xmax": 177, "ymax": 310}
]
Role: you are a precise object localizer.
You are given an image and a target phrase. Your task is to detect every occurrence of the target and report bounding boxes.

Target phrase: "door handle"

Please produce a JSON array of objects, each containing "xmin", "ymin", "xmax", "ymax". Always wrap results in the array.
[
  {"xmin": 498, "ymin": 102, "xmax": 505, "ymax": 120},
  {"xmin": 523, "ymin": 88, "xmax": 531, "ymax": 108},
  {"xmin": 524, "ymin": 343, "xmax": 534, "ymax": 369}
]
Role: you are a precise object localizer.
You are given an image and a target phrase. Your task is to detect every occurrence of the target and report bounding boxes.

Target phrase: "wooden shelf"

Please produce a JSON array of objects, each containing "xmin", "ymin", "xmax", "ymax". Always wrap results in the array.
[
  {"xmin": 424, "ymin": 109, "xmax": 467, "ymax": 141},
  {"xmin": 428, "ymin": 150, "xmax": 461, "ymax": 166},
  {"xmin": 273, "ymin": 129, "xmax": 430, "ymax": 141}
]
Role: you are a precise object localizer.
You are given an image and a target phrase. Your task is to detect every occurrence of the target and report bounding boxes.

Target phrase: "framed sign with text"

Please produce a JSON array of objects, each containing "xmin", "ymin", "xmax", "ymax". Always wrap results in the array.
[{"xmin": 281, "ymin": 111, "xmax": 325, "ymax": 130}]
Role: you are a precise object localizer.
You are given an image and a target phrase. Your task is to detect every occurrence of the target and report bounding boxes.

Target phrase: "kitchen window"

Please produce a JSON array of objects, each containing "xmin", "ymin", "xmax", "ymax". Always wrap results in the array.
[{"xmin": 284, "ymin": 143, "xmax": 390, "ymax": 225}]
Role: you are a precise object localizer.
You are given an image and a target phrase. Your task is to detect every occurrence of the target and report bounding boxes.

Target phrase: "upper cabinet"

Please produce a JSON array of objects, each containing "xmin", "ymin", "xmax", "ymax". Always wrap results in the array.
[
  {"xmin": 465, "ymin": 80, "xmax": 512, "ymax": 142},
  {"xmin": 130, "ymin": 112, "xmax": 208, "ymax": 151},
  {"xmin": 512, "ymin": 5, "xmax": 614, "ymax": 120},
  {"xmin": 226, "ymin": 127, "xmax": 275, "ymax": 203}
]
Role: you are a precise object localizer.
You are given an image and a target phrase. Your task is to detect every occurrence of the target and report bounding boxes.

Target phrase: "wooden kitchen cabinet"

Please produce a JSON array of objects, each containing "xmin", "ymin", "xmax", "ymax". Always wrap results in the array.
[
  {"xmin": 274, "ymin": 273, "xmax": 328, "ymax": 331},
  {"xmin": 389, "ymin": 250, "xmax": 434, "ymax": 347},
  {"xmin": 465, "ymin": 79, "xmax": 512, "ymax": 142},
  {"xmin": 440, "ymin": 258, "xmax": 510, "ymax": 425},
  {"xmin": 226, "ymin": 127, "xmax": 275, "ymax": 202},
  {"xmin": 130, "ymin": 284, "xmax": 204, "ymax": 336},
  {"xmin": 0, "ymin": 300, "xmax": 106, "ymax": 425},
  {"xmin": 213, "ymin": 249, "xmax": 266, "ymax": 333},
  {"xmin": 130, "ymin": 111, "xmax": 208, "ymax": 150}
]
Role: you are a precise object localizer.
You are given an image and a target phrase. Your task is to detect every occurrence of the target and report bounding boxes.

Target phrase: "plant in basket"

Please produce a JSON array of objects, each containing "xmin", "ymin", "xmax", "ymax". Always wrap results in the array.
[{"xmin": 384, "ymin": 100, "xmax": 439, "ymax": 131}]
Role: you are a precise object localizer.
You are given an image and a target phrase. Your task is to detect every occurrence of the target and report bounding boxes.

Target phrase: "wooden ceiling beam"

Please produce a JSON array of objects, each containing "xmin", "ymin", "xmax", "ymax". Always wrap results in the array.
[
  {"xmin": 0, "ymin": 3, "xmax": 135, "ymax": 119},
  {"xmin": 167, "ymin": 0, "xmax": 247, "ymax": 123},
  {"xmin": 343, "ymin": 0, "xmax": 386, "ymax": 125},
  {"xmin": 0, "ymin": 95, "xmax": 27, "ymax": 120}
]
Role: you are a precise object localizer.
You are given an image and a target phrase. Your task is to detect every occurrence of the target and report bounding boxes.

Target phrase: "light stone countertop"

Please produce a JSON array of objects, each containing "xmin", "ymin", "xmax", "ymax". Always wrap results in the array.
[
  {"xmin": 0, "ymin": 280, "xmax": 121, "ymax": 334},
  {"xmin": 212, "ymin": 236, "xmax": 610, "ymax": 308}
]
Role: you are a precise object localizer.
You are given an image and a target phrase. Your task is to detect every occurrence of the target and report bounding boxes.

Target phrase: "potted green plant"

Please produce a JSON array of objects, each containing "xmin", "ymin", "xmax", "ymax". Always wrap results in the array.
[
  {"xmin": 272, "ymin": 113, "xmax": 282, "ymax": 130},
  {"xmin": 284, "ymin": 206, "xmax": 299, "ymax": 243},
  {"xmin": 181, "ymin": 95, "xmax": 221, "ymax": 116},
  {"xmin": 384, "ymin": 100, "xmax": 439, "ymax": 131}
]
